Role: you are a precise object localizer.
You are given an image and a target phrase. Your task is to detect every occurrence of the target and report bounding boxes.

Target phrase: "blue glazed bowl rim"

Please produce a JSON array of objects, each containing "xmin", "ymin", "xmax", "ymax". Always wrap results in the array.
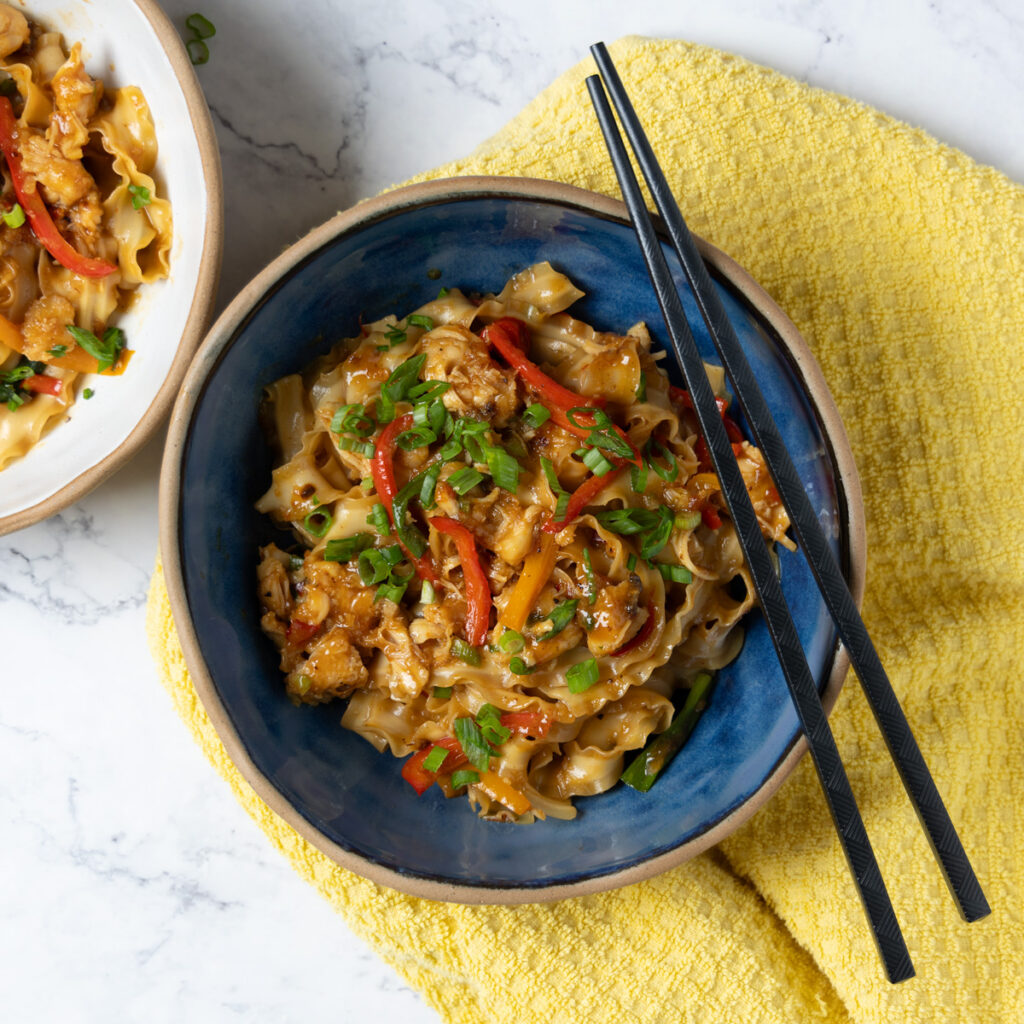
[{"xmin": 159, "ymin": 176, "xmax": 865, "ymax": 904}]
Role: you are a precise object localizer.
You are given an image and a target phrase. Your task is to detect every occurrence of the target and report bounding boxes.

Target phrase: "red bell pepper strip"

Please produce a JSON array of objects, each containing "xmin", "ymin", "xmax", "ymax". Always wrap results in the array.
[
  {"xmin": 0, "ymin": 98, "xmax": 117, "ymax": 279},
  {"xmin": 401, "ymin": 737, "xmax": 469, "ymax": 795},
  {"xmin": 669, "ymin": 385, "xmax": 729, "ymax": 418},
  {"xmin": 612, "ymin": 602, "xmax": 657, "ymax": 657},
  {"xmin": 482, "ymin": 317, "xmax": 642, "ymax": 467},
  {"xmin": 371, "ymin": 413, "xmax": 436, "ymax": 582},
  {"xmin": 543, "ymin": 465, "xmax": 625, "ymax": 533},
  {"xmin": 22, "ymin": 373, "xmax": 62, "ymax": 396},
  {"xmin": 701, "ymin": 505, "xmax": 722, "ymax": 530},
  {"xmin": 499, "ymin": 711, "xmax": 552, "ymax": 740},
  {"xmin": 429, "ymin": 515, "xmax": 492, "ymax": 647},
  {"xmin": 285, "ymin": 619, "xmax": 321, "ymax": 649}
]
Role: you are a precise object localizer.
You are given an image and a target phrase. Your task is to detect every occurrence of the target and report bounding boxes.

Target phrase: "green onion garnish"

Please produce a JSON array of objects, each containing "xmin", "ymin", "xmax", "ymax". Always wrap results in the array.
[
  {"xmin": 509, "ymin": 657, "xmax": 536, "ymax": 675},
  {"xmin": 630, "ymin": 461, "xmax": 648, "ymax": 493},
  {"xmin": 324, "ymin": 533, "xmax": 374, "ymax": 562},
  {"xmin": 567, "ymin": 656, "xmax": 600, "ymax": 694},
  {"xmin": 538, "ymin": 599, "xmax": 577, "ymax": 640},
  {"xmin": 331, "ymin": 403, "xmax": 375, "ymax": 436},
  {"xmin": 376, "ymin": 579, "xmax": 408, "ymax": 604},
  {"xmin": 451, "ymin": 638, "xmax": 481, "ymax": 666},
  {"xmin": 407, "ymin": 314, "xmax": 434, "ymax": 330},
  {"xmin": 593, "ymin": 506, "xmax": 675, "ymax": 561},
  {"xmin": 2, "ymin": 202, "xmax": 25, "ymax": 227},
  {"xmin": 380, "ymin": 545, "xmax": 404, "ymax": 566},
  {"xmin": 338, "ymin": 437, "xmax": 376, "ymax": 457},
  {"xmin": 421, "ymin": 745, "xmax": 449, "ymax": 773},
  {"xmin": 448, "ymin": 466, "xmax": 485, "ymax": 495},
  {"xmin": 453, "ymin": 717, "xmax": 493, "ymax": 771},
  {"xmin": 384, "ymin": 325, "xmax": 407, "ymax": 348},
  {"xmin": 408, "ymin": 380, "xmax": 451, "ymax": 402},
  {"xmin": 582, "ymin": 548, "xmax": 597, "ymax": 605},
  {"xmin": 437, "ymin": 286, "xmax": 449, "ymax": 298},
  {"xmin": 185, "ymin": 12, "xmax": 216, "ymax": 38},
  {"xmin": 581, "ymin": 446, "xmax": 615, "ymax": 476},
  {"xmin": 645, "ymin": 437, "xmax": 679, "ymax": 482},
  {"xmin": 358, "ymin": 548, "xmax": 391, "ymax": 585},
  {"xmin": 421, "ymin": 581, "xmax": 437, "ymax": 605},
  {"xmin": 675, "ymin": 511, "xmax": 702, "ymax": 531},
  {"xmin": 498, "ymin": 629, "xmax": 525, "ymax": 654},
  {"xmin": 303, "ymin": 508, "xmax": 333, "ymax": 538},
  {"xmin": 419, "ymin": 463, "xmax": 442, "ymax": 508},
  {"xmin": 186, "ymin": 38, "xmax": 209, "ymax": 65},
  {"xmin": 626, "ymin": 554, "xmax": 637, "ymax": 572},
  {"xmin": 83, "ymin": 388, "xmax": 94, "ymax": 400},
  {"xmin": 377, "ymin": 353, "xmax": 427, "ymax": 424},
  {"xmin": 656, "ymin": 562, "xmax": 693, "ymax": 584},
  {"xmin": 523, "ymin": 403, "xmax": 551, "ymax": 429},
  {"xmin": 366, "ymin": 503, "xmax": 391, "ymax": 535},
  {"xmin": 127, "ymin": 184, "xmax": 151, "ymax": 210},
  {"xmin": 392, "ymin": 472, "xmax": 430, "ymax": 558},
  {"xmin": 66, "ymin": 324, "xmax": 125, "ymax": 373},
  {"xmin": 584, "ymin": 428, "xmax": 635, "ymax": 460},
  {"xmin": 476, "ymin": 704, "xmax": 511, "ymax": 746},
  {"xmin": 486, "ymin": 446, "xmax": 521, "ymax": 492},
  {"xmin": 636, "ymin": 371, "xmax": 647, "ymax": 403},
  {"xmin": 567, "ymin": 406, "xmax": 611, "ymax": 430},
  {"xmin": 48, "ymin": 344, "xmax": 67, "ymax": 357},
  {"xmin": 450, "ymin": 768, "xmax": 479, "ymax": 789},
  {"xmin": 432, "ymin": 685, "xmax": 452, "ymax": 698},
  {"xmin": 396, "ymin": 425, "xmax": 437, "ymax": 450}
]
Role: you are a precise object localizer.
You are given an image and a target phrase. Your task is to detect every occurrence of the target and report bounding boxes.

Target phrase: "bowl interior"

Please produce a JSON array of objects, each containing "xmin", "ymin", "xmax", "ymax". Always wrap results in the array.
[
  {"xmin": 0, "ymin": 0, "xmax": 216, "ymax": 524},
  {"xmin": 176, "ymin": 193, "xmax": 843, "ymax": 891}
]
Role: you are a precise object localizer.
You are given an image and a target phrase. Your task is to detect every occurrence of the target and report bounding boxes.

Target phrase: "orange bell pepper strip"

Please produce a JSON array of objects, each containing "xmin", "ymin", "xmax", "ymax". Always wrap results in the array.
[
  {"xmin": 498, "ymin": 532, "xmax": 557, "ymax": 633},
  {"xmin": 477, "ymin": 770, "xmax": 532, "ymax": 816},
  {"xmin": 482, "ymin": 317, "xmax": 642, "ymax": 467},
  {"xmin": 429, "ymin": 515, "xmax": 492, "ymax": 646},
  {"xmin": 0, "ymin": 97, "xmax": 117, "ymax": 279}
]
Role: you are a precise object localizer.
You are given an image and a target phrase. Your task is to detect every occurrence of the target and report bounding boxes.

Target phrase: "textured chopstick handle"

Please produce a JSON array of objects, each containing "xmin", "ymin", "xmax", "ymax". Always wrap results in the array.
[
  {"xmin": 586, "ymin": 72, "xmax": 914, "ymax": 983},
  {"xmin": 589, "ymin": 41, "xmax": 989, "ymax": 926}
]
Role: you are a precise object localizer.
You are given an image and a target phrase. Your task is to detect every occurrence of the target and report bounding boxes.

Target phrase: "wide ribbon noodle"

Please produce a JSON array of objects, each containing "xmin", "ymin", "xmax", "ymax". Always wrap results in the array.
[
  {"xmin": 0, "ymin": 5, "xmax": 172, "ymax": 469},
  {"xmin": 256, "ymin": 264, "xmax": 792, "ymax": 822}
]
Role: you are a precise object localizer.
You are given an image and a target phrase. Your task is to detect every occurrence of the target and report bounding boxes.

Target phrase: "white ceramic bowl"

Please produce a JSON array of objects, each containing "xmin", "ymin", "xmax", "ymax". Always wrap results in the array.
[{"xmin": 0, "ymin": 0, "xmax": 222, "ymax": 535}]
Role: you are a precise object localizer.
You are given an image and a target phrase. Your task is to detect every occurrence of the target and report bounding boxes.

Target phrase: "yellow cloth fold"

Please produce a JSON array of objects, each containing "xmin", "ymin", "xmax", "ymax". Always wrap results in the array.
[{"xmin": 147, "ymin": 37, "xmax": 1023, "ymax": 1024}]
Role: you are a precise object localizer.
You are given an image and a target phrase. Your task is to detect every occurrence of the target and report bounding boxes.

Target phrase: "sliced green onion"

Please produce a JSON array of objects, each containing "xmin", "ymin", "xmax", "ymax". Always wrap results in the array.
[
  {"xmin": 593, "ymin": 508, "xmax": 662, "ymax": 535},
  {"xmin": 626, "ymin": 554, "xmax": 637, "ymax": 572},
  {"xmin": 289, "ymin": 555, "xmax": 304, "ymax": 572},
  {"xmin": 638, "ymin": 507, "xmax": 675, "ymax": 561},
  {"xmin": 82, "ymin": 387, "xmax": 94, "ymax": 400},
  {"xmin": 582, "ymin": 548, "xmax": 597, "ymax": 605},
  {"xmin": 396, "ymin": 426, "xmax": 436, "ymax": 450},
  {"xmin": 377, "ymin": 354, "xmax": 427, "ymax": 423},
  {"xmin": 186, "ymin": 37, "xmax": 209, "ymax": 65},
  {"xmin": 360, "ymin": 477, "xmax": 375, "ymax": 493},
  {"xmin": 450, "ymin": 768, "xmax": 479, "ymax": 789},
  {"xmin": 451, "ymin": 638, "xmax": 481, "ymax": 666},
  {"xmin": 185, "ymin": 12, "xmax": 216, "ymax": 38},
  {"xmin": 509, "ymin": 657, "xmax": 537, "ymax": 675},
  {"xmin": 331, "ymin": 403, "xmax": 375, "ymax": 437},
  {"xmin": 630, "ymin": 461, "xmax": 648, "ymax": 493},
  {"xmin": 2, "ymin": 202, "xmax": 25, "ymax": 227},
  {"xmin": 437, "ymin": 286, "xmax": 450, "ymax": 298},
  {"xmin": 486, "ymin": 446, "xmax": 521, "ymax": 491},
  {"xmin": 567, "ymin": 406, "xmax": 611, "ymax": 430},
  {"xmin": 366, "ymin": 503, "xmax": 391, "ymax": 535},
  {"xmin": 581, "ymin": 446, "xmax": 615, "ymax": 476},
  {"xmin": 567, "ymin": 656, "xmax": 600, "ymax": 694},
  {"xmin": 656, "ymin": 562, "xmax": 693, "ymax": 584},
  {"xmin": 432, "ymin": 684, "xmax": 452, "ymax": 698},
  {"xmin": 48, "ymin": 344, "xmax": 67, "ymax": 357},
  {"xmin": 66, "ymin": 324, "xmax": 125, "ymax": 373},
  {"xmin": 421, "ymin": 745, "xmax": 448, "ymax": 773},
  {"xmin": 645, "ymin": 437, "xmax": 679, "ymax": 482},
  {"xmin": 498, "ymin": 628, "xmax": 525, "ymax": 654},
  {"xmin": 358, "ymin": 548, "xmax": 391, "ymax": 585},
  {"xmin": 407, "ymin": 314, "xmax": 434, "ymax": 330},
  {"xmin": 384, "ymin": 325, "xmax": 407, "ymax": 349},
  {"xmin": 127, "ymin": 184, "xmax": 151, "ymax": 210},
  {"xmin": 295, "ymin": 674, "xmax": 312, "ymax": 696},
  {"xmin": 448, "ymin": 466, "xmax": 485, "ymax": 495},
  {"xmin": 380, "ymin": 545, "xmax": 404, "ymax": 566},
  {"xmin": 376, "ymin": 579, "xmax": 409, "ymax": 604},
  {"xmin": 585, "ymin": 428, "xmax": 635, "ymax": 460},
  {"xmin": 476, "ymin": 704, "xmax": 511, "ymax": 746},
  {"xmin": 324, "ymin": 533, "xmax": 373, "ymax": 562},
  {"xmin": 338, "ymin": 437, "xmax": 376, "ymax": 457},
  {"xmin": 408, "ymin": 380, "xmax": 451, "ymax": 402},
  {"xmin": 675, "ymin": 511, "xmax": 702, "ymax": 531},
  {"xmin": 538, "ymin": 599, "xmax": 577, "ymax": 641},
  {"xmin": 454, "ymin": 717, "xmax": 492, "ymax": 771},
  {"xmin": 392, "ymin": 473, "xmax": 430, "ymax": 558},
  {"xmin": 303, "ymin": 509, "xmax": 333, "ymax": 538},
  {"xmin": 523, "ymin": 403, "xmax": 551, "ymax": 429},
  {"xmin": 419, "ymin": 463, "xmax": 442, "ymax": 508},
  {"xmin": 421, "ymin": 581, "xmax": 437, "ymax": 605},
  {"xmin": 636, "ymin": 371, "xmax": 647, "ymax": 403}
]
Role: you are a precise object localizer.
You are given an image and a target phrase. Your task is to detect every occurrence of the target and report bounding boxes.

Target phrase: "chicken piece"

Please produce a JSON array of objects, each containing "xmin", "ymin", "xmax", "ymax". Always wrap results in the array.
[
  {"xmin": 21, "ymin": 294, "xmax": 76, "ymax": 361},
  {"xmin": 17, "ymin": 128, "xmax": 98, "ymax": 208},
  {"xmin": 289, "ymin": 626, "xmax": 368, "ymax": 704},
  {"xmin": 575, "ymin": 333, "xmax": 642, "ymax": 406},
  {"xmin": 420, "ymin": 325, "xmax": 518, "ymax": 427},
  {"xmin": 585, "ymin": 577, "xmax": 643, "ymax": 657},
  {"xmin": 256, "ymin": 546, "xmax": 292, "ymax": 621},
  {"xmin": 0, "ymin": 5, "xmax": 29, "ymax": 60}
]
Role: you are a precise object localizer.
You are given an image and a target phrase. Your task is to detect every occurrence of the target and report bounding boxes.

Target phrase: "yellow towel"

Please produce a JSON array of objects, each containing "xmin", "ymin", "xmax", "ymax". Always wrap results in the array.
[{"xmin": 147, "ymin": 37, "xmax": 1023, "ymax": 1024}]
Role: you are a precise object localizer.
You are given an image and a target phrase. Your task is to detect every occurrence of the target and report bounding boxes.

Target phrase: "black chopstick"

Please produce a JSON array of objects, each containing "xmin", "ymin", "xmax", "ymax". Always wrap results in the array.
[
  {"xmin": 589, "ymin": 40, "xmax": 989, "ymax": 928},
  {"xmin": 586, "ymin": 72, "xmax": 914, "ymax": 984}
]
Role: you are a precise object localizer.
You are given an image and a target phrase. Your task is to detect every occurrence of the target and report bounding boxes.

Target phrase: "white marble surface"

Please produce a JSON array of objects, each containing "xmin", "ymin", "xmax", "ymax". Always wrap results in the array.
[{"xmin": 1, "ymin": 1, "xmax": 1021, "ymax": 1020}]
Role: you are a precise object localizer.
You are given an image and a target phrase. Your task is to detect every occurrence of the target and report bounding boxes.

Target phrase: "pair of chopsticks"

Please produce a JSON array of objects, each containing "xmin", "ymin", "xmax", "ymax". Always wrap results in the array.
[{"xmin": 586, "ymin": 42, "xmax": 989, "ymax": 983}]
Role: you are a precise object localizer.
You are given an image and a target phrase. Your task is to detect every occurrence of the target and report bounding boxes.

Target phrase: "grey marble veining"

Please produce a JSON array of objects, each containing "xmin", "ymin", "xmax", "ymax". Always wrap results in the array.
[{"xmin": 1, "ymin": 1, "xmax": 1020, "ymax": 1020}]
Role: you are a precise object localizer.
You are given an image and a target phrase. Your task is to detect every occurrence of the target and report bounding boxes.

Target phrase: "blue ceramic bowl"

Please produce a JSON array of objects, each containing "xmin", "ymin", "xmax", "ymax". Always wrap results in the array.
[{"xmin": 161, "ymin": 178, "xmax": 864, "ymax": 902}]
